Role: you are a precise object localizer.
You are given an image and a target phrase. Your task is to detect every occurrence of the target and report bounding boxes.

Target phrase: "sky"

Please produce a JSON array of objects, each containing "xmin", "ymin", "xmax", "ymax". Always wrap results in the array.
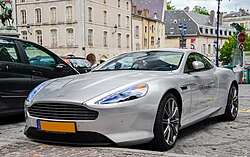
[{"xmin": 171, "ymin": 0, "xmax": 250, "ymax": 13}]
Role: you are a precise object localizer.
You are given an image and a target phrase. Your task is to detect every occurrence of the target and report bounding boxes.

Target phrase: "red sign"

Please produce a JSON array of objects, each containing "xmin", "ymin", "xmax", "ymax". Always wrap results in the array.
[
  {"xmin": 237, "ymin": 32, "xmax": 246, "ymax": 43},
  {"xmin": 238, "ymin": 43, "xmax": 244, "ymax": 51}
]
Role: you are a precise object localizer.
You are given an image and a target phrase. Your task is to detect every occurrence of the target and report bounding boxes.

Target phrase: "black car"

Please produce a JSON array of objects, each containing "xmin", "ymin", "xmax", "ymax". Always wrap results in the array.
[
  {"xmin": 61, "ymin": 55, "xmax": 91, "ymax": 73},
  {"xmin": 0, "ymin": 36, "xmax": 79, "ymax": 116}
]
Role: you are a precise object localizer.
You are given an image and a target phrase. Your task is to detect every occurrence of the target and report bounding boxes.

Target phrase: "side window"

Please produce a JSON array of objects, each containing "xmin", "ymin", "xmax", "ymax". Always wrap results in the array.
[
  {"xmin": 201, "ymin": 55, "xmax": 213, "ymax": 70},
  {"xmin": 21, "ymin": 42, "xmax": 56, "ymax": 68},
  {"xmin": 185, "ymin": 53, "xmax": 213, "ymax": 72},
  {"xmin": 0, "ymin": 39, "xmax": 21, "ymax": 63}
]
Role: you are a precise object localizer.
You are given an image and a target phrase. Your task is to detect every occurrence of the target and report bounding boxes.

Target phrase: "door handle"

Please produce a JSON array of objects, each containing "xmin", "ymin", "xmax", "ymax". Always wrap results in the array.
[
  {"xmin": 0, "ymin": 64, "xmax": 7, "ymax": 70},
  {"xmin": 32, "ymin": 70, "xmax": 42, "ymax": 76}
]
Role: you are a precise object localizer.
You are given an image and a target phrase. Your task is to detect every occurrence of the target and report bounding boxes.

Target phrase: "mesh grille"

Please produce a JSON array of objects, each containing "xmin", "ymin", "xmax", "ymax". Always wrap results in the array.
[{"xmin": 28, "ymin": 103, "xmax": 98, "ymax": 120}]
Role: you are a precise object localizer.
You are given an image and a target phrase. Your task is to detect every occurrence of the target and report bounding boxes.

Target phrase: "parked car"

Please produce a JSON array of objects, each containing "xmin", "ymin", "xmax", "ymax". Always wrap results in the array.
[
  {"xmin": 24, "ymin": 49, "xmax": 238, "ymax": 151},
  {"xmin": 0, "ymin": 36, "xmax": 79, "ymax": 116},
  {"xmin": 61, "ymin": 55, "xmax": 91, "ymax": 73}
]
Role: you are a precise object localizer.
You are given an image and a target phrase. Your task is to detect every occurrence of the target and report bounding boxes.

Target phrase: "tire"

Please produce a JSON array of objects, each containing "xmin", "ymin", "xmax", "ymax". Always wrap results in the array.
[
  {"xmin": 151, "ymin": 93, "xmax": 180, "ymax": 151},
  {"xmin": 219, "ymin": 84, "xmax": 238, "ymax": 121}
]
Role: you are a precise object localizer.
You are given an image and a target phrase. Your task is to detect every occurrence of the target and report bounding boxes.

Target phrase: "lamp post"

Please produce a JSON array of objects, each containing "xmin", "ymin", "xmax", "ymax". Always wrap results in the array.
[
  {"xmin": 179, "ymin": 23, "xmax": 187, "ymax": 49},
  {"xmin": 215, "ymin": 0, "xmax": 222, "ymax": 67}
]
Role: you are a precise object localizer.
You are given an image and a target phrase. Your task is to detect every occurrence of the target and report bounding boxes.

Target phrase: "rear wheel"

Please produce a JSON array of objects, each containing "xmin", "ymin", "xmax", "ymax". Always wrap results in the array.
[
  {"xmin": 151, "ymin": 93, "xmax": 180, "ymax": 151},
  {"xmin": 220, "ymin": 84, "xmax": 238, "ymax": 121}
]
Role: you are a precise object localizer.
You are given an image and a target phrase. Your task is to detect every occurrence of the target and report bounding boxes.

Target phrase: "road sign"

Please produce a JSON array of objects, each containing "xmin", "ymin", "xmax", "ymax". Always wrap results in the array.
[
  {"xmin": 237, "ymin": 32, "xmax": 246, "ymax": 43},
  {"xmin": 238, "ymin": 43, "xmax": 245, "ymax": 51}
]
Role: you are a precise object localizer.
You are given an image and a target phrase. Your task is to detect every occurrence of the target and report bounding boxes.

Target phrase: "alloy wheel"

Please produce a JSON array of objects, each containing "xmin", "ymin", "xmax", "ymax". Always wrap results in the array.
[
  {"xmin": 162, "ymin": 98, "xmax": 180, "ymax": 145},
  {"xmin": 229, "ymin": 86, "xmax": 238, "ymax": 118}
]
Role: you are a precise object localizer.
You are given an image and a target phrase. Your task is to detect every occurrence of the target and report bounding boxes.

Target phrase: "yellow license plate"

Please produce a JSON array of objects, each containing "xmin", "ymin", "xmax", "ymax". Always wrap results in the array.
[{"xmin": 38, "ymin": 120, "xmax": 76, "ymax": 133}]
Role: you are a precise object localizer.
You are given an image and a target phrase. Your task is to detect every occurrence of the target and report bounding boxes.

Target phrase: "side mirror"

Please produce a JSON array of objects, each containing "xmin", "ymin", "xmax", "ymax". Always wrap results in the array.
[
  {"xmin": 55, "ymin": 63, "xmax": 66, "ymax": 71},
  {"xmin": 192, "ymin": 61, "xmax": 205, "ymax": 70}
]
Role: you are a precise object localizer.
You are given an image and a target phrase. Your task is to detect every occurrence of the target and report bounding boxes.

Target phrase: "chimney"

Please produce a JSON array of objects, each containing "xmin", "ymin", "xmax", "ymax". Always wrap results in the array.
[
  {"xmin": 184, "ymin": 6, "xmax": 189, "ymax": 12},
  {"xmin": 210, "ymin": 10, "xmax": 215, "ymax": 26},
  {"xmin": 239, "ymin": 8, "xmax": 245, "ymax": 16},
  {"xmin": 132, "ymin": 5, "xmax": 137, "ymax": 14},
  {"xmin": 142, "ymin": 9, "xmax": 149, "ymax": 18},
  {"xmin": 145, "ymin": 9, "xmax": 149, "ymax": 18},
  {"xmin": 219, "ymin": 12, "xmax": 223, "ymax": 25},
  {"xmin": 137, "ymin": 9, "xmax": 142, "ymax": 16}
]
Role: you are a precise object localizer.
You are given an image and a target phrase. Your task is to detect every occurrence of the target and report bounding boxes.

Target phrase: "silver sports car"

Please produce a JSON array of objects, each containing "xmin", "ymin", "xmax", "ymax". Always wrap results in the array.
[{"xmin": 24, "ymin": 49, "xmax": 238, "ymax": 151}]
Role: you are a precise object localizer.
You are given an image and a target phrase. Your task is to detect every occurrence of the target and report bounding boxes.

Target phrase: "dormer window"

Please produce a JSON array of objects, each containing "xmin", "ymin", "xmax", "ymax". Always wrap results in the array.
[
  {"xmin": 199, "ymin": 27, "xmax": 203, "ymax": 34},
  {"xmin": 210, "ymin": 29, "xmax": 213, "ymax": 35},
  {"xmin": 205, "ymin": 29, "xmax": 208, "ymax": 34}
]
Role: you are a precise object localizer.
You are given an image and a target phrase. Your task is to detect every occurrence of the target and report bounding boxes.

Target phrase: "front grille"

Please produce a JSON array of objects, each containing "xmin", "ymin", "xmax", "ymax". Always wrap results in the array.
[{"xmin": 28, "ymin": 103, "xmax": 98, "ymax": 120}]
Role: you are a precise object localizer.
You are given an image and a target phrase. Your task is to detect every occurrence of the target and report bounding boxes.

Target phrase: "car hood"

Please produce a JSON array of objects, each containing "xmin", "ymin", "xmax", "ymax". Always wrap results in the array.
[{"xmin": 34, "ymin": 70, "xmax": 174, "ymax": 103}]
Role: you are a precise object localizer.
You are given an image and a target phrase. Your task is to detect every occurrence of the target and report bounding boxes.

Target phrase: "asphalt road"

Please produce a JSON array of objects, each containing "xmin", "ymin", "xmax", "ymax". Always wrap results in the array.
[{"xmin": 0, "ymin": 85, "xmax": 249, "ymax": 157}]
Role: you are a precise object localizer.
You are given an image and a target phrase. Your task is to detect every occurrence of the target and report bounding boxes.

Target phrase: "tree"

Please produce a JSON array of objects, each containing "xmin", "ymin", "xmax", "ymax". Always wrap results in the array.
[
  {"xmin": 167, "ymin": 0, "xmax": 175, "ymax": 10},
  {"xmin": 219, "ymin": 30, "xmax": 250, "ymax": 65},
  {"xmin": 192, "ymin": 6, "xmax": 209, "ymax": 15}
]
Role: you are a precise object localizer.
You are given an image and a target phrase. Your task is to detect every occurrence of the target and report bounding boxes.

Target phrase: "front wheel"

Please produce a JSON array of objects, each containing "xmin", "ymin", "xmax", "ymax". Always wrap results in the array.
[
  {"xmin": 219, "ymin": 84, "xmax": 238, "ymax": 121},
  {"xmin": 151, "ymin": 93, "xmax": 180, "ymax": 151}
]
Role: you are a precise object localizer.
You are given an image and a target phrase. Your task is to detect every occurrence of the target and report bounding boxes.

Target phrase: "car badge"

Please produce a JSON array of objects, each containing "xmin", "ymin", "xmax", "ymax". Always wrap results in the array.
[{"xmin": 56, "ymin": 93, "xmax": 65, "ymax": 97}]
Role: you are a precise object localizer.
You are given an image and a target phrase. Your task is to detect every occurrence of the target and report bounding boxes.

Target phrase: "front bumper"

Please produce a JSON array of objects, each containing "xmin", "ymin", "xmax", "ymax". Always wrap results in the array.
[{"xmin": 24, "ymin": 99, "xmax": 158, "ymax": 146}]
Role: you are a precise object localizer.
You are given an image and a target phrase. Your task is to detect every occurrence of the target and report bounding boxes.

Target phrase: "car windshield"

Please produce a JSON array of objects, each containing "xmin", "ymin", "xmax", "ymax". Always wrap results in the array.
[
  {"xmin": 93, "ymin": 51, "xmax": 184, "ymax": 72},
  {"xmin": 69, "ymin": 58, "xmax": 91, "ymax": 68}
]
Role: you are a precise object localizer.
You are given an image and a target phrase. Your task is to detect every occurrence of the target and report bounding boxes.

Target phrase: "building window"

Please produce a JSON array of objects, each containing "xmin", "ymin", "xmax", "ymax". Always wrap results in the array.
[
  {"xmin": 229, "ymin": 31, "xmax": 232, "ymax": 36},
  {"xmin": 126, "ymin": 2, "xmax": 129, "ymax": 10},
  {"xmin": 21, "ymin": 31, "xmax": 27, "ymax": 40},
  {"xmin": 118, "ymin": 0, "xmax": 120, "ymax": 7},
  {"xmin": 118, "ymin": 14, "xmax": 121, "ymax": 27},
  {"xmin": 118, "ymin": 33, "xmax": 121, "ymax": 48},
  {"xmin": 36, "ymin": 30, "xmax": 42, "ymax": 45},
  {"xmin": 208, "ymin": 44, "xmax": 211, "ymax": 55},
  {"xmin": 126, "ymin": 34, "xmax": 130, "ymax": 48},
  {"xmin": 21, "ymin": 0, "xmax": 25, "ymax": 2},
  {"xmin": 66, "ymin": 28, "xmax": 74, "ymax": 46},
  {"xmin": 224, "ymin": 31, "xmax": 227, "ymax": 36},
  {"xmin": 136, "ymin": 43, "xmax": 140, "ymax": 50},
  {"xmin": 179, "ymin": 39, "xmax": 186, "ymax": 48},
  {"xmin": 35, "ymin": 8, "xmax": 42, "ymax": 23},
  {"xmin": 210, "ymin": 29, "xmax": 213, "ymax": 35},
  {"xmin": 51, "ymin": 29, "xmax": 57, "ymax": 47},
  {"xmin": 144, "ymin": 38, "xmax": 147, "ymax": 47},
  {"xmin": 104, "ymin": 0, "xmax": 106, "ymax": 4},
  {"xmin": 145, "ymin": 26, "xmax": 147, "ymax": 33},
  {"xmin": 220, "ymin": 30, "xmax": 223, "ymax": 35},
  {"xmin": 104, "ymin": 10, "xmax": 107, "ymax": 25},
  {"xmin": 151, "ymin": 36, "xmax": 155, "ymax": 46},
  {"xmin": 126, "ymin": 16, "xmax": 129, "ymax": 28},
  {"xmin": 103, "ymin": 31, "xmax": 108, "ymax": 47},
  {"xmin": 88, "ymin": 7, "xmax": 92, "ymax": 22},
  {"xmin": 205, "ymin": 29, "xmax": 208, "ymax": 34},
  {"xmin": 202, "ymin": 44, "xmax": 206, "ymax": 54},
  {"xmin": 66, "ymin": 6, "xmax": 73, "ymax": 21},
  {"xmin": 199, "ymin": 27, "xmax": 203, "ymax": 34},
  {"xmin": 135, "ymin": 26, "xmax": 139, "ymax": 38},
  {"xmin": 21, "ymin": 10, "xmax": 26, "ymax": 24},
  {"xmin": 88, "ymin": 29, "xmax": 93, "ymax": 46},
  {"xmin": 50, "ymin": 7, "xmax": 56, "ymax": 23},
  {"xmin": 152, "ymin": 25, "xmax": 154, "ymax": 33}
]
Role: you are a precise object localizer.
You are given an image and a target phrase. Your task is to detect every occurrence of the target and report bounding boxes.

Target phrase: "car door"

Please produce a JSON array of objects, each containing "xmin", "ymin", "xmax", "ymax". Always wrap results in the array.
[
  {"xmin": 18, "ymin": 40, "xmax": 78, "ymax": 88},
  {"xmin": 0, "ymin": 37, "xmax": 32, "ymax": 113},
  {"xmin": 184, "ymin": 53, "xmax": 219, "ymax": 120}
]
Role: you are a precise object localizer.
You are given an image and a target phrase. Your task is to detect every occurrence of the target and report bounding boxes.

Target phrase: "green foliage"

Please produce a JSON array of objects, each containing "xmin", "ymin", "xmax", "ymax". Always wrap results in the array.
[
  {"xmin": 192, "ymin": 6, "xmax": 209, "ymax": 15},
  {"xmin": 167, "ymin": 0, "xmax": 175, "ymax": 10},
  {"xmin": 219, "ymin": 30, "xmax": 250, "ymax": 65}
]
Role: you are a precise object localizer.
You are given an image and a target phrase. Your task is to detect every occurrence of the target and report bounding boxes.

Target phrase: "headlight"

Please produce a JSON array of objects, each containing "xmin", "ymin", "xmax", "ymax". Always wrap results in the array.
[
  {"xmin": 26, "ymin": 83, "xmax": 46, "ymax": 102},
  {"xmin": 96, "ymin": 84, "xmax": 148, "ymax": 104}
]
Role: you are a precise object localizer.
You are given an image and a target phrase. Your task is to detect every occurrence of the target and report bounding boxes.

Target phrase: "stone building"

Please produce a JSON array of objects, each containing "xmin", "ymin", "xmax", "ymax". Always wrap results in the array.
[
  {"xmin": 131, "ymin": 0, "xmax": 166, "ymax": 50},
  {"xmin": 223, "ymin": 8, "xmax": 250, "ymax": 35},
  {"xmin": 14, "ymin": 0, "xmax": 132, "ymax": 64},
  {"xmin": 164, "ymin": 7, "xmax": 236, "ymax": 61}
]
